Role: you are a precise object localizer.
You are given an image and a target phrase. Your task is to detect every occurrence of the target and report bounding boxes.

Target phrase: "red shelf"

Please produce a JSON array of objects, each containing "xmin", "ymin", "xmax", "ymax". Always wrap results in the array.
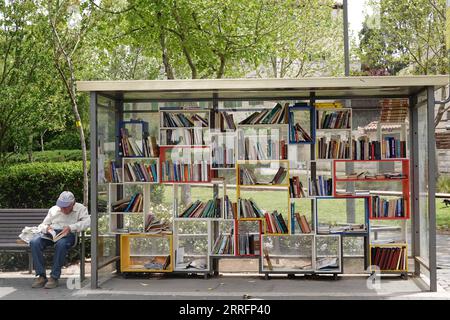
[
  {"xmin": 335, "ymin": 178, "xmax": 408, "ymax": 182},
  {"xmin": 332, "ymin": 159, "xmax": 411, "ymax": 220}
]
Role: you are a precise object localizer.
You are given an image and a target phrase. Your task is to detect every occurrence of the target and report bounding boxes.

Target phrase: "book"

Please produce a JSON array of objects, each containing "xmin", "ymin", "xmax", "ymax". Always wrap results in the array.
[{"xmin": 41, "ymin": 229, "xmax": 66, "ymax": 242}]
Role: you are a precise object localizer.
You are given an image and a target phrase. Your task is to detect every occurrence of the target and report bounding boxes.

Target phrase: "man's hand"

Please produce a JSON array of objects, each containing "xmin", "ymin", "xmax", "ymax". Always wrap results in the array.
[
  {"xmin": 47, "ymin": 226, "xmax": 53, "ymax": 233},
  {"xmin": 61, "ymin": 226, "xmax": 71, "ymax": 237}
]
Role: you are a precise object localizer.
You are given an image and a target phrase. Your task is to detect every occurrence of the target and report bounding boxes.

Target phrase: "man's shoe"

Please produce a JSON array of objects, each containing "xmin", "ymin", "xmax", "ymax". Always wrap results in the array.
[
  {"xmin": 31, "ymin": 276, "xmax": 47, "ymax": 288},
  {"xmin": 44, "ymin": 277, "xmax": 58, "ymax": 289}
]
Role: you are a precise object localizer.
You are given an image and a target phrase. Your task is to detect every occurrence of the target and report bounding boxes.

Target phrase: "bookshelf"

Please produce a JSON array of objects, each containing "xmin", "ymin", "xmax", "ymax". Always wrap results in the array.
[{"xmin": 107, "ymin": 101, "xmax": 408, "ymax": 279}]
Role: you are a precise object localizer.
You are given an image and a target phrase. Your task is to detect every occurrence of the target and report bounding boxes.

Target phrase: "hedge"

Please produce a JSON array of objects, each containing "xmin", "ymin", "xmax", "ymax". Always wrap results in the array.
[
  {"xmin": 0, "ymin": 161, "xmax": 86, "ymax": 208},
  {"xmin": 6, "ymin": 150, "xmax": 87, "ymax": 165}
]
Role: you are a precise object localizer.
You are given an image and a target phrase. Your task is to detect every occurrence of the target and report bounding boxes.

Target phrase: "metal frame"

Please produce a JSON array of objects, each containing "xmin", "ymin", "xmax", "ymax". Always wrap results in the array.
[{"xmin": 88, "ymin": 81, "xmax": 439, "ymax": 292}]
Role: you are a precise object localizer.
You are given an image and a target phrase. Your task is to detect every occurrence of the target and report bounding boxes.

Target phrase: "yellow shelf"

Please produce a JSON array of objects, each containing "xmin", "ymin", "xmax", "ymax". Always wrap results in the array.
[{"xmin": 120, "ymin": 234, "xmax": 173, "ymax": 272}]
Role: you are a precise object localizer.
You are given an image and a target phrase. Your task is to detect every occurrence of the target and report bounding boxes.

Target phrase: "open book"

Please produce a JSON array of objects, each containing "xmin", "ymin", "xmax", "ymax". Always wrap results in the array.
[{"xmin": 41, "ymin": 229, "xmax": 66, "ymax": 242}]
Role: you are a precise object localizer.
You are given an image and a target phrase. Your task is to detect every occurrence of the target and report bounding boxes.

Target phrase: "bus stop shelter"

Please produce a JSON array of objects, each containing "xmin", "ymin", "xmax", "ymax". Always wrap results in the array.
[{"xmin": 78, "ymin": 75, "xmax": 448, "ymax": 291}]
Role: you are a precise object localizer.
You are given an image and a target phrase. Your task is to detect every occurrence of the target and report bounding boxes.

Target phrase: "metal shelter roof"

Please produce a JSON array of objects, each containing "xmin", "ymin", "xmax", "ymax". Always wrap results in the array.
[{"xmin": 77, "ymin": 76, "xmax": 448, "ymax": 101}]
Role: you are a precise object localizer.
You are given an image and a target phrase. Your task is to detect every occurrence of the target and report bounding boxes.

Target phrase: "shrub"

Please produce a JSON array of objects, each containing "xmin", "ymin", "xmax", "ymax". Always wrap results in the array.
[
  {"xmin": 0, "ymin": 161, "xmax": 85, "ymax": 208},
  {"xmin": 6, "ymin": 150, "xmax": 86, "ymax": 165}
]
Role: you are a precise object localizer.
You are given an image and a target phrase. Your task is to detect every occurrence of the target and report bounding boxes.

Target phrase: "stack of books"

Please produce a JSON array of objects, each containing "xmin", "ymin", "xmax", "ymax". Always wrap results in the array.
[
  {"xmin": 239, "ymin": 103, "xmax": 289, "ymax": 125},
  {"xmin": 111, "ymin": 193, "xmax": 143, "ymax": 212},
  {"xmin": 264, "ymin": 211, "xmax": 288, "ymax": 234},
  {"xmin": 238, "ymin": 198, "xmax": 264, "ymax": 218},
  {"xmin": 372, "ymin": 196, "xmax": 405, "ymax": 218},
  {"xmin": 119, "ymin": 128, "xmax": 144, "ymax": 157},
  {"xmin": 179, "ymin": 199, "xmax": 223, "ymax": 218},
  {"xmin": 162, "ymin": 112, "xmax": 208, "ymax": 127},
  {"xmin": 224, "ymin": 195, "xmax": 236, "ymax": 219}
]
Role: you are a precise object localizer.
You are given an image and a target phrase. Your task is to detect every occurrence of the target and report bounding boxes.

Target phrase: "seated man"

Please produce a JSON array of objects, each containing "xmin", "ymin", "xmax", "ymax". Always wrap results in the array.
[{"xmin": 30, "ymin": 191, "xmax": 90, "ymax": 289}]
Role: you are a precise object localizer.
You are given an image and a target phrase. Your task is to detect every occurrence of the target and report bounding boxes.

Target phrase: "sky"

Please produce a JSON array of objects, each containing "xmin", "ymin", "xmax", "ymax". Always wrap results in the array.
[{"xmin": 348, "ymin": 0, "xmax": 373, "ymax": 41}]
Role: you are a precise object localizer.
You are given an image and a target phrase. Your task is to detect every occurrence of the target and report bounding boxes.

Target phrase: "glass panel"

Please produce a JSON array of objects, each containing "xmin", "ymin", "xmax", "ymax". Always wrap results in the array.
[
  {"xmin": 418, "ymin": 100, "xmax": 429, "ymax": 266},
  {"xmin": 97, "ymin": 98, "xmax": 118, "ymax": 277},
  {"xmin": 262, "ymin": 235, "xmax": 314, "ymax": 272}
]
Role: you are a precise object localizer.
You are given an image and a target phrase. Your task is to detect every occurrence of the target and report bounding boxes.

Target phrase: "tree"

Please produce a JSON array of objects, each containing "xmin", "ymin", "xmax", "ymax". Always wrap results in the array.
[
  {"xmin": 0, "ymin": 1, "xmax": 68, "ymax": 164},
  {"xmin": 46, "ymin": 0, "xmax": 99, "ymax": 206},
  {"xmin": 359, "ymin": 0, "xmax": 448, "ymax": 127}
]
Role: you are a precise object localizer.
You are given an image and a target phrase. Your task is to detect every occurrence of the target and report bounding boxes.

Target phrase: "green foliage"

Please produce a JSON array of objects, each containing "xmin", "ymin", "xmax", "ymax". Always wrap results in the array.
[
  {"xmin": 438, "ymin": 175, "xmax": 450, "ymax": 193},
  {"xmin": 45, "ymin": 132, "xmax": 89, "ymax": 151},
  {"xmin": 359, "ymin": 0, "xmax": 447, "ymax": 75},
  {"xmin": 0, "ymin": 161, "xmax": 85, "ymax": 208},
  {"xmin": 6, "ymin": 150, "xmax": 86, "ymax": 165}
]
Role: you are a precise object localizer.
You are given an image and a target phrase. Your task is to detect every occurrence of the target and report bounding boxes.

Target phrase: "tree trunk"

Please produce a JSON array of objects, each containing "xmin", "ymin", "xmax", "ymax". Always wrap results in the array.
[
  {"xmin": 28, "ymin": 134, "xmax": 33, "ymax": 162},
  {"xmin": 40, "ymin": 129, "xmax": 47, "ymax": 152}
]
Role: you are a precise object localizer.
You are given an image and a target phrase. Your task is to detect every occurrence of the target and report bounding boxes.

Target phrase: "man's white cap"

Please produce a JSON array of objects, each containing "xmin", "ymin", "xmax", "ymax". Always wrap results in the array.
[{"xmin": 56, "ymin": 191, "xmax": 75, "ymax": 208}]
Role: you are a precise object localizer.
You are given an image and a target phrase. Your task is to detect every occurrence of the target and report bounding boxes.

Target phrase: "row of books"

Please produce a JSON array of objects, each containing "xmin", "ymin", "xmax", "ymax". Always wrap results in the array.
[
  {"xmin": 316, "ymin": 136, "xmax": 351, "ymax": 159},
  {"xmin": 106, "ymin": 161, "xmax": 122, "ymax": 183},
  {"xmin": 119, "ymin": 128, "xmax": 159, "ymax": 157},
  {"xmin": 264, "ymin": 211, "xmax": 288, "ymax": 234},
  {"xmin": 161, "ymin": 160, "xmax": 210, "ymax": 182},
  {"xmin": 211, "ymin": 233, "xmax": 234, "ymax": 255},
  {"xmin": 124, "ymin": 162, "xmax": 158, "ymax": 182},
  {"xmin": 382, "ymin": 137, "xmax": 407, "ymax": 159},
  {"xmin": 160, "ymin": 128, "xmax": 205, "ymax": 146},
  {"xmin": 290, "ymin": 121, "xmax": 312, "ymax": 143},
  {"xmin": 161, "ymin": 112, "xmax": 208, "ymax": 127},
  {"xmin": 289, "ymin": 176, "xmax": 306, "ymax": 198},
  {"xmin": 224, "ymin": 195, "xmax": 236, "ymax": 219},
  {"xmin": 370, "ymin": 246, "xmax": 407, "ymax": 270},
  {"xmin": 239, "ymin": 103, "xmax": 289, "ymax": 125},
  {"xmin": 308, "ymin": 176, "xmax": 333, "ymax": 196},
  {"xmin": 211, "ymin": 144, "xmax": 235, "ymax": 168},
  {"xmin": 144, "ymin": 214, "xmax": 171, "ymax": 234},
  {"xmin": 317, "ymin": 110, "xmax": 351, "ymax": 129},
  {"xmin": 243, "ymin": 138, "xmax": 288, "ymax": 160},
  {"xmin": 293, "ymin": 212, "xmax": 312, "ymax": 233},
  {"xmin": 219, "ymin": 111, "xmax": 236, "ymax": 131},
  {"xmin": 238, "ymin": 198, "xmax": 263, "ymax": 218},
  {"xmin": 339, "ymin": 171, "xmax": 407, "ymax": 180},
  {"xmin": 111, "ymin": 193, "xmax": 143, "ymax": 212},
  {"xmin": 179, "ymin": 198, "xmax": 223, "ymax": 218},
  {"xmin": 238, "ymin": 233, "xmax": 260, "ymax": 255},
  {"xmin": 371, "ymin": 196, "xmax": 406, "ymax": 218}
]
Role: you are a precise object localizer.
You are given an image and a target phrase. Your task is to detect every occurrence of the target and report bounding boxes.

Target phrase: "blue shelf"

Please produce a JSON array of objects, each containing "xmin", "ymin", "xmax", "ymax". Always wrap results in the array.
[{"xmin": 288, "ymin": 103, "xmax": 315, "ymax": 145}]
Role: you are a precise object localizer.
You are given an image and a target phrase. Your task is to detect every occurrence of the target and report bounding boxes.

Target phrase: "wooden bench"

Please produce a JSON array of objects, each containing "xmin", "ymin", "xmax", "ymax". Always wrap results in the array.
[{"xmin": 0, "ymin": 209, "xmax": 86, "ymax": 281}]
